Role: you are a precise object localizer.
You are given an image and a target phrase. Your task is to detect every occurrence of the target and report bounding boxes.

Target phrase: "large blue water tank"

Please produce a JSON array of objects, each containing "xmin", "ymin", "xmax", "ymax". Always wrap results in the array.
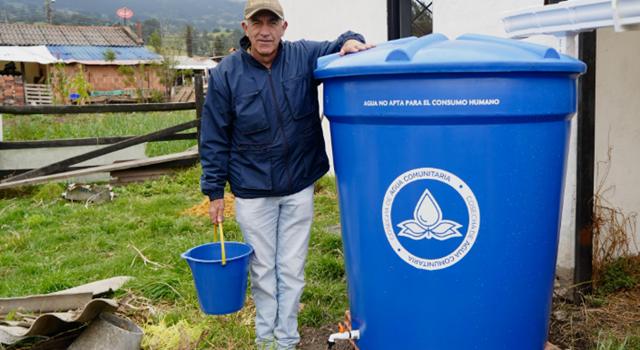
[{"xmin": 314, "ymin": 34, "xmax": 585, "ymax": 349}]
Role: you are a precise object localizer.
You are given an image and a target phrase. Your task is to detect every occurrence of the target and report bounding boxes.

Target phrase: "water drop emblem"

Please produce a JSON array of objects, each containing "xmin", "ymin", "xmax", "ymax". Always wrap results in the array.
[
  {"xmin": 397, "ymin": 189, "xmax": 463, "ymax": 241},
  {"xmin": 415, "ymin": 189, "xmax": 442, "ymax": 227},
  {"xmin": 382, "ymin": 167, "xmax": 480, "ymax": 270}
]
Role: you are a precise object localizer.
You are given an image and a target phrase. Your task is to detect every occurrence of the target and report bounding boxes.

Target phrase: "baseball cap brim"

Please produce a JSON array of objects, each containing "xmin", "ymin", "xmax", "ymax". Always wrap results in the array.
[{"xmin": 245, "ymin": 7, "xmax": 284, "ymax": 20}]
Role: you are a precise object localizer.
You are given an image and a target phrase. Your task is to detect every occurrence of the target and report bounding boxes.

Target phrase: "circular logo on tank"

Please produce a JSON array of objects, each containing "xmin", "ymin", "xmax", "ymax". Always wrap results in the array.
[{"xmin": 381, "ymin": 168, "xmax": 480, "ymax": 270}]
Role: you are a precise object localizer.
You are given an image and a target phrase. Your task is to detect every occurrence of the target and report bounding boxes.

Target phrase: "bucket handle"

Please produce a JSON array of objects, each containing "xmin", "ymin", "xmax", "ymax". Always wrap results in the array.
[{"xmin": 214, "ymin": 223, "xmax": 227, "ymax": 266}]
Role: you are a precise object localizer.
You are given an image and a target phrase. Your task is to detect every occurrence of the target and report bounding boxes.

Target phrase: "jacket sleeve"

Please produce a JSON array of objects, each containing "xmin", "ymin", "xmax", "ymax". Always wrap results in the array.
[
  {"xmin": 300, "ymin": 31, "xmax": 366, "ymax": 69},
  {"xmin": 200, "ymin": 68, "xmax": 233, "ymax": 200}
]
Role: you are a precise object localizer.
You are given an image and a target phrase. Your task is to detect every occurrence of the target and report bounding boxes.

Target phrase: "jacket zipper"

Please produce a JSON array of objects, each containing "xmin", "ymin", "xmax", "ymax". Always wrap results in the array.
[{"xmin": 267, "ymin": 69, "xmax": 293, "ymax": 192}]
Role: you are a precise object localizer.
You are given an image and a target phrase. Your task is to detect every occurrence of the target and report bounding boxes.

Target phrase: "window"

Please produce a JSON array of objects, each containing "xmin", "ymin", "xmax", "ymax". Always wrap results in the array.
[
  {"xmin": 388, "ymin": 0, "xmax": 433, "ymax": 39},
  {"xmin": 411, "ymin": 0, "xmax": 433, "ymax": 37}
]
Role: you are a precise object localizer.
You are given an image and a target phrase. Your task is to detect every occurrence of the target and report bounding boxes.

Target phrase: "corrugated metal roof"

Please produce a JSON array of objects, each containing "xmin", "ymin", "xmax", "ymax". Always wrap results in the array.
[
  {"xmin": 0, "ymin": 24, "xmax": 142, "ymax": 46},
  {"xmin": 174, "ymin": 56, "xmax": 218, "ymax": 70},
  {"xmin": 0, "ymin": 46, "xmax": 58, "ymax": 64},
  {"xmin": 47, "ymin": 46, "xmax": 161, "ymax": 64}
]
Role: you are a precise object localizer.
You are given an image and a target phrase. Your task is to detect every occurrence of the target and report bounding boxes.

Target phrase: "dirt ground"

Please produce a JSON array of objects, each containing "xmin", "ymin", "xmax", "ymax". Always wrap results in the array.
[
  {"xmin": 299, "ymin": 325, "xmax": 353, "ymax": 350},
  {"xmin": 548, "ymin": 287, "xmax": 640, "ymax": 349},
  {"xmin": 297, "ymin": 286, "xmax": 640, "ymax": 350}
]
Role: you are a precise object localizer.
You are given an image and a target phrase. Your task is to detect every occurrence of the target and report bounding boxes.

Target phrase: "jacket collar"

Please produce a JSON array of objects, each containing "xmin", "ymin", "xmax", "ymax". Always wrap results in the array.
[{"xmin": 240, "ymin": 36, "xmax": 284, "ymax": 70}]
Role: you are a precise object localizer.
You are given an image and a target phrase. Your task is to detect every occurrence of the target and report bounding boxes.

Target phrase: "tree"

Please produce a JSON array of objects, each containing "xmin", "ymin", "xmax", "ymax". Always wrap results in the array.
[
  {"xmin": 70, "ymin": 65, "xmax": 92, "ymax": 105},
  {"xmin": 213, "ymin": 35, "xmax": 225, "ymax": 57},
  {"xmin": 50, "ymin": 63, "xmax": 69, "ymax": 105},
  {"xmin": 156, "ymin": 55, "xmax": 178, "ymax": 100},
  {"xmin": 196, "ymin": 31, "xmax": 212, "ymax": 57},
  {"xmin": 141, "ymin": 18, "xmax": 162, "ymax": 43},
  {"xmin": 186, "ymin": 25, "xmax": 194, "ymax": 57},
  {"xmin": 224, "ymin": 29, "xmax": 244, "ymax": 52},
  {"xmin": 148, "ymin": 30, "xmax": 163, "ymax": 54}
]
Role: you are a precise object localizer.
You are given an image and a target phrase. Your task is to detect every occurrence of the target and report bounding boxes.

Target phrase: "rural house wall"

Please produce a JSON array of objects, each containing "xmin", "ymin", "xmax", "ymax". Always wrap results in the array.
[
  {"xmin": 61, "ymin": 64, "xmax": 165, "ymax": 94},
  {"xmin": 0, "ymin": 75, "xmax": 25, "ymax": 106}
]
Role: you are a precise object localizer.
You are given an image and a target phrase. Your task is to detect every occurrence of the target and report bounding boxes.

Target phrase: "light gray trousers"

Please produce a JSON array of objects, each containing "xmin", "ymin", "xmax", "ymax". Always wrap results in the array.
[{"xmin": 235, "ymin": 185, "xmax": 314, "ymax": 350}]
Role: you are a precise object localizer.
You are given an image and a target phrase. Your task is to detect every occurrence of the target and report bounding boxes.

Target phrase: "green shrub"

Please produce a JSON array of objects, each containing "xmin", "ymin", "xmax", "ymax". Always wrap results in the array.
[{"xmin": 598, "ymin": 257, "xmax": 639, "ymax": 295}]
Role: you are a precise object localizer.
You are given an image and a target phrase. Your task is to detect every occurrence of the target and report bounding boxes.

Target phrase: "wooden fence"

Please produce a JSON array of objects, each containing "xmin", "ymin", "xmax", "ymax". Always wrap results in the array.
[{"xmin": 0, "ymin": 74, "xmax": 206, "ymax": 187}]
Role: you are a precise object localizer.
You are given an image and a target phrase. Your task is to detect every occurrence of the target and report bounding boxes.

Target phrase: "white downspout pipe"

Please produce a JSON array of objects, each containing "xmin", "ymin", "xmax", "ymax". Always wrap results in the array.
[{"xmin": 503, "ymin": 0, "xmax": 640, "ymax": 40}]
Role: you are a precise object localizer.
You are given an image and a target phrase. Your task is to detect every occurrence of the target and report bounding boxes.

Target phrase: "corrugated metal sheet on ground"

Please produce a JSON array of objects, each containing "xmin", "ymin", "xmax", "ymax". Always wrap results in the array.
[{"xmin": 47, "ymin": 46, "xmax": 161, "ymax": 64}]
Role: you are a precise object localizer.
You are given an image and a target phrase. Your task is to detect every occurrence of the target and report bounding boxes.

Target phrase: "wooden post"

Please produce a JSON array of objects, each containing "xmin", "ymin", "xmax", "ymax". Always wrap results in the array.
[
  {"xmin": 0, "ymin": 133, "xmax": 197, "ymax": 149},
  {"xmin": 0, "ymin": 114, "xmax": 3, "ymax": 142},
  {"xmin": 0, "ymin": 102, "xmax": 195, "ymax": 115},
  {"xmin": 574, "ymin": 30, "xmax": 597, "ymax": 298},
  {"xmin": 194, "ymin": 72, "xmax": 205, "ymax": 156}
]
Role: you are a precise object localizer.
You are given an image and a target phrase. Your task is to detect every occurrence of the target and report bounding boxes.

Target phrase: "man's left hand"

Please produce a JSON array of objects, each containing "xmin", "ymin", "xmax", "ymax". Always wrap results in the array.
[{"xmin": 339, "ymin": 39, "xmax": 375, "ymax": 56}]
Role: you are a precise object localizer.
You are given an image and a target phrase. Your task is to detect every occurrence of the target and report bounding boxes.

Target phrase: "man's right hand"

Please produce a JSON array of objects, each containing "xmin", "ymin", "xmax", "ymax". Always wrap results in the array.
[{"xmin": 209, "ymin": 199, "xmax": 225, "ymax": 224}]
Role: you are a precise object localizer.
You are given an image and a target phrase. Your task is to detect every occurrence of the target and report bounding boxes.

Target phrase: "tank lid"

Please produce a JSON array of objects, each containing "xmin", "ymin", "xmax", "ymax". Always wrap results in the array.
[{"xmin": 314, "ymin": 34, "xmax": 586, "ymax": 79}]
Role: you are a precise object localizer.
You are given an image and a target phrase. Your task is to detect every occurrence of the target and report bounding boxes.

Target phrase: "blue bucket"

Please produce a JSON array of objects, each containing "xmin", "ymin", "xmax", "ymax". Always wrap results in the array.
[{"xmin": 182, "ymin": 242, "xmax": 253, "ymax": 315}]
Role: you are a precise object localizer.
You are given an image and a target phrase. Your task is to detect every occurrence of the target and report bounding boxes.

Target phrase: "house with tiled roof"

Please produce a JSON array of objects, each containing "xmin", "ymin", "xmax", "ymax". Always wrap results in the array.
[{"xmin": 0, "ymin": 23, "xmax": 164, "ymax": 105}]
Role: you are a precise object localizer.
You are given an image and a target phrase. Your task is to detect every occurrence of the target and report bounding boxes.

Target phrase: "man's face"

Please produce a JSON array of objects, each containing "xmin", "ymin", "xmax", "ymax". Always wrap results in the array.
[{"xmin": 242, "ymin": 11, "xmax": 287, "ymax": 59}]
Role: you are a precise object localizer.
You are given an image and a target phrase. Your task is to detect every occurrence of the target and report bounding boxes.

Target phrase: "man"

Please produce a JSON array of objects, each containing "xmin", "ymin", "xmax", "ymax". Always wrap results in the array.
[{"xmin": 200, "ymin": 0, "xmax": 372, "ymax": 348}]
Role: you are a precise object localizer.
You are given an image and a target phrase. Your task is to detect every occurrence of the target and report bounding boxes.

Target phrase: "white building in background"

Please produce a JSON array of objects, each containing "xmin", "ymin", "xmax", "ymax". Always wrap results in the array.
[{"xmin": 280, "ymin": 0, "xmax": 640, "ymax": 275}]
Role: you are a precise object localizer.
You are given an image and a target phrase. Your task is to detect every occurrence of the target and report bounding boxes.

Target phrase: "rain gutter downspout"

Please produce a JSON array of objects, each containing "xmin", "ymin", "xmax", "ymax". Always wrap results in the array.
[
  {"xmin": 503, "ymin": 0, "xmax": 640, "ymax": 40},
  {"xmin": 503, "ymin": 0, "xmax": 640, "ymax": 297}
]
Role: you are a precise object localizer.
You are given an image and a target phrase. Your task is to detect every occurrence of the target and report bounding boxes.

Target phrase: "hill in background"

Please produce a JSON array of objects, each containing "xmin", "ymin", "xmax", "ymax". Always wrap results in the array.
[{"xmin": 0, "ymin": 0, "xmax": 243, "ymax": 31}]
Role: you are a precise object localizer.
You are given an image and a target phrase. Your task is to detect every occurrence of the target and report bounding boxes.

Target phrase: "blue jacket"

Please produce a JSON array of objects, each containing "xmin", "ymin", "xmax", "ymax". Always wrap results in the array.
[{"xmin": 200, "ymin": 32, "xmax": 365, "ymax": 200}]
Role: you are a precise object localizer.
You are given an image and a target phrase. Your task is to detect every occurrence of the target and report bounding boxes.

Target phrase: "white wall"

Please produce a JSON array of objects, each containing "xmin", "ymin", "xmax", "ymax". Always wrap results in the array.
[
  {"xmin": 595, "ymin": 27, "xmax": 640, "ymax": 255},
  {"xmin": 279, "ymin": 0, "xmax": 388, "ymax": 175},
  {"xmin": 435, "ymin": 0, "xmax": 532, "ymax": 39},
  {"xmin": 279, "ymin": 0, "xmax": 388, "ymax": 44},
  {"xmin": 433, "ymin": 0, "xmax": 577, "ymax": 271}
]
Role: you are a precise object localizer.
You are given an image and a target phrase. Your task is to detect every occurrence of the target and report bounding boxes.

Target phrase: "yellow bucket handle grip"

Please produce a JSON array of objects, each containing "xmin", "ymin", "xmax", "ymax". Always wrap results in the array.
[{"xmin": 214, "ymin": 223, "xmax": 227, "ymax": 266}]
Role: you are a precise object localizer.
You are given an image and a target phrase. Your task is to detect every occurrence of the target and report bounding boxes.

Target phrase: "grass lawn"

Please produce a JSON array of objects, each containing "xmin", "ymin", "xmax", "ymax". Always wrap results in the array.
[
  {"xmin": 1, "ymin": 111, "xmax": 198, "ymax": 157},
  {"xmin": 0, "ymin": 168, "xmax": 346, "ymax": 349},
  {"xmin": 1, "ymin": 112, "xmax": 347, "ymax": 348}
]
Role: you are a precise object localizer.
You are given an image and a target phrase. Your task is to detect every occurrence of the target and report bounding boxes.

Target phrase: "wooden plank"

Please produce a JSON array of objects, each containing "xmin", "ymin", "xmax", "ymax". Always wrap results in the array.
[
  {"xmin": 1, "ymin": 120, "xmax": 198, "ymax": 183},
  {"xmin": 0, "ymin": 133, "xmax": 197, "ymax": 149},
  {"xmin": 110, "ymin": 157, "xmax": 198, "ymax": 184},
  {"xmin": 0, "ymin": 150, "xmax": 198, "ymax": 190},
  {"xmin": 24, "ymin": 90, "xmax": 50, "ymax": 94},
  {"xmin": 0, "ymin": 167, "xmax": 92, "ymax": 179},
  {"xmin": 195, "ymin": 73, "xmax": 205, "ymax": 156},
  {"xmin": 111, "ymin": 169, "xmax": 181, "ymax": 184},
  {"xmin": 0, "ymin": 102, "xmax": 196, "ymax": 115}
]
